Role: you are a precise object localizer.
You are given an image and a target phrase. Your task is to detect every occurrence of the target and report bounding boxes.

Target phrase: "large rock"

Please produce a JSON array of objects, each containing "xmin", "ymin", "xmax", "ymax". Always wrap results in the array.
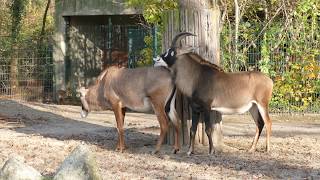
[
  {"xmin": 0, "ymin": 155, "xmax": 43, "ymax": 180},
  {"xmin": 53, "ymin": 144, "xmax": 101, "ymax": 180}
]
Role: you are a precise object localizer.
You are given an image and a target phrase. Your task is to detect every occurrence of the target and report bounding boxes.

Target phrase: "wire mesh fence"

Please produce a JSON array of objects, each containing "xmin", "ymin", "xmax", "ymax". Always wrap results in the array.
[
  {"xmin": 0, "ymin": 30, "xmax": 319, "ymax": 114},
  {"xmin": 221, "ymin": 34, "xmax": 320, "ymax": 114},
  {"xmin": 0, "ymin": 36, "xmax": 54, "ymax": 102}
]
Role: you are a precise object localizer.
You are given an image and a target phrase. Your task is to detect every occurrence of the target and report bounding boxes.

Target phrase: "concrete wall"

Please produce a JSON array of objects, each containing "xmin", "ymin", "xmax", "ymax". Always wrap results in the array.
[
  {"xmin": 53, "ymin": 0, "xmax": 141, "ymax": 96},
  {"xmin": 57, "ymin": 0, "xmax": 141, "ymax": 16}
]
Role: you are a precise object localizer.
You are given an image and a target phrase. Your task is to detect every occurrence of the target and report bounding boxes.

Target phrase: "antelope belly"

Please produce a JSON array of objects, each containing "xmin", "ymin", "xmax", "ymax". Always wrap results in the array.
[
  {"xmin": 211, "ymin": 102, "xmax": 254, "ymax": 114},
  {"xmin": 127, "ymin": 97, "xmax": 152, "ymax": 112}
]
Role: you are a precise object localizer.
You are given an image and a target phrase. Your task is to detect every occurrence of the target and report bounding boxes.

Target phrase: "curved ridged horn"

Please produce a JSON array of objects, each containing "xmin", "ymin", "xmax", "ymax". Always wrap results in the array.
[{"xmin": 170, "ymin": 32, "xmax": 195, "ymax": 48}]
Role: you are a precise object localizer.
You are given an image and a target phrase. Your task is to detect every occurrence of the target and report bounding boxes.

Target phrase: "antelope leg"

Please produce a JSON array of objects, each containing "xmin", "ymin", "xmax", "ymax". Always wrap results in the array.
[
  {"xmin": 187, "ymin": 109, "xmax": 200, "ymax": 156},
  {"xmin": 204, "ymin": 110, "xmax": 214, "ymax": 154},
  {"xmin": 248, "ymin": 104, "xmax": 264, "ymax": 152},
  {"xmin": 113, "ymin": 103, "xmax": 126, "ymax": 152}
]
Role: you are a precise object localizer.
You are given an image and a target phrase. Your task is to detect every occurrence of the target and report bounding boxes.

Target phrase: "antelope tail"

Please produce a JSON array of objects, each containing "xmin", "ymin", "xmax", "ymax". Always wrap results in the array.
[{"xmin": 165, "ymin": 87, "xmax": 180, "ymax": 128}]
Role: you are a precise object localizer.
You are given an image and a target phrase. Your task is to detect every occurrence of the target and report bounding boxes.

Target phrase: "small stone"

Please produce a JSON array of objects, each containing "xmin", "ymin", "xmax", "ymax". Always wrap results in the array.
[
  {"xmin": 162, "ymin": 155, "xmax": 171, "ymax": 160},
  {"xmin": 235, "ymin": 164, "xmax": 242, "ymax": 170}
]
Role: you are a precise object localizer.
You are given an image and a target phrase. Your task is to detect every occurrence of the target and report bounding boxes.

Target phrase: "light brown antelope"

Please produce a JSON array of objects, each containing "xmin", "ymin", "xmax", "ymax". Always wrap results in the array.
[
  {"xmin": 154, "ymin": 32, "xmax": 273, "ymax": 155},
  {"xmin": 77, "ymin": 66, "xmax": 180, "ymax": 154}
]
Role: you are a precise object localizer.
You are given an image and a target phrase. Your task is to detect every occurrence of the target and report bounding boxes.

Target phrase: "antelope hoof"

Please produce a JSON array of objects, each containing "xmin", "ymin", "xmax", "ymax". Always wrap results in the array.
[
  {"xmin": 248, "ymin": 147, "xmax": 256, "ymax": 153},
  {"xmin": 187, "ymin": 151, "xmax": 193, "ymax": 156},
  {"xmin": 152, "ymin": 150, "xmax": 159, "ymax": 155},
  {"xmin": 266, "ymin": 147, "xmax": 270, "ymax": 153},
  {"xmin": 116, "ymin": 149, "xmax": 124, "ymax": 153},
  {"xmin": 116, "ymin": 146, "xmax": 126, "ymax": 153},
  {"xmin": 116, "ymin": 148, "xmax": 125, "ymax": 153},
  {"xmin": 172, "ymin": 148, "xmax": 179, "ymax": 154}
]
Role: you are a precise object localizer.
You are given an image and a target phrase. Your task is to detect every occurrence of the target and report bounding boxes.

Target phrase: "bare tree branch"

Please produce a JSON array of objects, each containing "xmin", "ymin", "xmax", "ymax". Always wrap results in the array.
[
  {"xmin": 39, "ymin": 0, "xmax": 51, "ymax": 44},
  {"xmin": 239, "ymin": 0, "xmax": 249, "ymax": 18},
  {"xmin": 246, "ymin": 4, "xmax": 284, "ymax": 50},
  {"xmin": 233, "ymin": 0, "xmax": 240, "ymax": 71}
]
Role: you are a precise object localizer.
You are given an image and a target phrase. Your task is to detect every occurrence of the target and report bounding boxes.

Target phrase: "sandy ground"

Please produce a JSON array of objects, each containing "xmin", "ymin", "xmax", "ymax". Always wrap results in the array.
[{"xmin": 0, "ymin": 99, "xmax": 319, "ymax": 179}]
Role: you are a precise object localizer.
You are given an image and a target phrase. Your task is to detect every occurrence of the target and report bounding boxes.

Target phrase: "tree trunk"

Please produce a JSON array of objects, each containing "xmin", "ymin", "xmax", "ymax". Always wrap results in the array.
[
  {"xmin": 164, "ymin": 0, "xmax": 224, "ymax": 151},
  {"xmin": 10, "ymin": 0, "xmax": 27, "ymax": 97},
  {"xmin": 38, "ymin": 0, "xmax": 51, "ymax": 102},
  {"xmin": 9, "ymin": 52, "xmax": 18, "ymax": 96},
  {"xmin": 39, "ymin": 0, "xmax": 51, "ymax": 44}
]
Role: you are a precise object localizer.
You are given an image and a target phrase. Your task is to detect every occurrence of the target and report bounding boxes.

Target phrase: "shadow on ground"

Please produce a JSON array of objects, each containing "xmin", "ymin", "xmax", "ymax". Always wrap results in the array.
[{"xmin": 0, "ymin": 100, "xmax": 319, "ymax": 179}]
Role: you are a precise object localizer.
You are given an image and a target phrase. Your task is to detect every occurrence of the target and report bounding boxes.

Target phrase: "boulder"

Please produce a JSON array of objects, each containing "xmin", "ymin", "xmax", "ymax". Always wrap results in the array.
[
  {"xmin": 0, "ymin": 155, "xmax": 43, "ymax": 180},
  {"xmin": 53, "ymin": 144, "xmax": 101, "ymax": 180}
]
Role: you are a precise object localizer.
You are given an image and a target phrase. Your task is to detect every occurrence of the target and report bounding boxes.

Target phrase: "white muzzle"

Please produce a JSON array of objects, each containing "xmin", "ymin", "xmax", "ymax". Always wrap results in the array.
[{"xmin": 153, "ymin": 56, "xmax": 168, "ymax": 67}]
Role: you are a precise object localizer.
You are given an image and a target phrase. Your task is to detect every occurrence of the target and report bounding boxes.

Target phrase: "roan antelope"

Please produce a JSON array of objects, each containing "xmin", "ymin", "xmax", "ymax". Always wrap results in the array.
[
  {"xmin": 77, "ymin": 66, "xmax": 181, "ymax": 154},
  {"xmin": 154, "ymin": 32, "xmax": 273, "ymax": 155}
]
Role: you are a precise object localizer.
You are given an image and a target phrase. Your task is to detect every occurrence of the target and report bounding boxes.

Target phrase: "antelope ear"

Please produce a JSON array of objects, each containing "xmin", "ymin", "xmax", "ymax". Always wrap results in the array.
[{"xmin": 176, "ymin": 46, "xmax": 196, "ymax": 56}]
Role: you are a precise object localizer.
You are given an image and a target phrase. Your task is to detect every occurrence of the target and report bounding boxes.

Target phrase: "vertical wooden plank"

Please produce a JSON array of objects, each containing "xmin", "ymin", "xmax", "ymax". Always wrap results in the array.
[{"xmin": 194, "ymin": 10, "xmax": 199, "ymax": 54}]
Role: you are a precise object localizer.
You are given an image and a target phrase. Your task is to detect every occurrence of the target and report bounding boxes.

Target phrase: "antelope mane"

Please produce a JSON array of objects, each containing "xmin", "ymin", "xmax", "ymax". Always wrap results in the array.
[{"xmin": 183, "ymin": 52, "xmax": 224, "ymax": 72}]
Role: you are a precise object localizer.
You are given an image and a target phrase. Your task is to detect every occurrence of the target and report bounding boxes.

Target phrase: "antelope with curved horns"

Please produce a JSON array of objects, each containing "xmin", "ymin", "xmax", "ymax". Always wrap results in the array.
[
  {"xmin": 77, "ymin": 66, "xmax": 181, "ymax": 154},
  {"xmin": 154, "ymin": 32, "xmax": 273, "ymax": 155}
]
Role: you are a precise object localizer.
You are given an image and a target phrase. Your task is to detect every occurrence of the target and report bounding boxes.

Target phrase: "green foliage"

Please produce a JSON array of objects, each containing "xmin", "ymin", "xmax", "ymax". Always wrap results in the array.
[
  {"xmin": 272, "ymin": 58, "xmax": 320, "ymax": 112},
  {"xmin": 2, "ymin": 0, "xmax": 54, "ymax": 44},
  {"xmin": 10, "ymin": 0, "xmax": 28, "ymax": 42},
  {"xmin": 126, "ymin": 0, "xmax": 178, "ymax": 66},
  {"xmin": 136, "ymin": 35, "xmax": 153, "ymax": 67},
  {"xmin": 228, "ymin": 0, "xmax": 320, "ymax": 111},
  {"xmin": 221, "ymin": 0, "xmax": 320, "ymax": 112},
  {"xmin": 269, "ymin": 0, "xmax": 320, "ymax": 112},
  {"xmin": 126, "ymin": 0, "xmax": 177, "ymax": 25}
]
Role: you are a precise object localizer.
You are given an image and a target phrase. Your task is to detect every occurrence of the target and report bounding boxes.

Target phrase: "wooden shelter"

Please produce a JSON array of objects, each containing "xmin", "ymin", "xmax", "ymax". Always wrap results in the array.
[{"xmin": 53, "ymin": 0, "xmax": 150, "ymax": 99}]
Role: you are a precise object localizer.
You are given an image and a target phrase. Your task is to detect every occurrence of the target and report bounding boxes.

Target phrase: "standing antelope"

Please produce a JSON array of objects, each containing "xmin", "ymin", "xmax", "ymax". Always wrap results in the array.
[
  {"xmin": 154, "ymin": 32, "xmax": 273, "ymax": 155},
  {"xmin": 77, "ymin": 66, "xmax": 180, "ymax": 154}
]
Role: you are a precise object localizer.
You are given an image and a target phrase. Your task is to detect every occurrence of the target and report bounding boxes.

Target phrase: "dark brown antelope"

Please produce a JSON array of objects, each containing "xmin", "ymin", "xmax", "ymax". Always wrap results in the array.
[
  {"xmin": 77, "ymin": 66, "xmax": 180, "ymax": 154},
  {"xmin": 154, "ymin": 33, "xmax": 273, "ymax": 155}
]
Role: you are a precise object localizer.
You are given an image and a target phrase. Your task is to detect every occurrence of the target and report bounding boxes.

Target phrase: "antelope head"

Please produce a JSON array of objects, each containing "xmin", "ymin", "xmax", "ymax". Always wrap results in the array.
[
  {"xmin": 75, "ymin": 73, "xmax": 90, "ymax": 118},
  {"xmin": 78, "ymin": 87, "xmax": 90, "ymax": 118},
  {"xmin": 154, "ymin": 32, "xmax": 196, "ymax": 68}
]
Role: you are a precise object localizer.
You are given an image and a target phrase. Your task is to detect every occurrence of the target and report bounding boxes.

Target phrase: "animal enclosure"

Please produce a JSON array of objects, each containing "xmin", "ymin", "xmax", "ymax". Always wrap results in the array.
[
  {"xmin": 63, "ymin": 15, "xmax": 154, "ymax": 100},
  {"xmin": 0, "ymin": 36, "xmax": 54, "ymax": 102},
  {"xmin": 162, "ymin": 3, "xmax": 320, "ymax": 147}
]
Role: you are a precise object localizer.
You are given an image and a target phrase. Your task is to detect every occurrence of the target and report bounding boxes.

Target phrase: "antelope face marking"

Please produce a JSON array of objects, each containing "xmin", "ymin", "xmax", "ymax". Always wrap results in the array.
[
  {"xmin": 77, "ymin": 87, "xmax": 90, "ymax": 118},
  {"xmin": 154, "ymin": 48, "xmax": 176, "ymax": 68},
  {"xmin": 153, "ymin": 56, "xmax": 168, "ymax": 67}
]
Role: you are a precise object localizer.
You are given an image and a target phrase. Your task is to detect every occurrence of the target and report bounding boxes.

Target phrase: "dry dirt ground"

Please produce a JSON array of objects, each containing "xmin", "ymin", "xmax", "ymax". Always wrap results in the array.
[{"xmin": 0, "ymin": 99, "xmax": 319, "ymax": 179}]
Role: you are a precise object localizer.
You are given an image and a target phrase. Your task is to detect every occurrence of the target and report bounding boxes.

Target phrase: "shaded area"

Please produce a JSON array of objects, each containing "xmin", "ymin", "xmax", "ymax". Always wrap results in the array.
[{"xmin": 0, "ymin": 100, "xmax": 159, "ymax": 151}]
